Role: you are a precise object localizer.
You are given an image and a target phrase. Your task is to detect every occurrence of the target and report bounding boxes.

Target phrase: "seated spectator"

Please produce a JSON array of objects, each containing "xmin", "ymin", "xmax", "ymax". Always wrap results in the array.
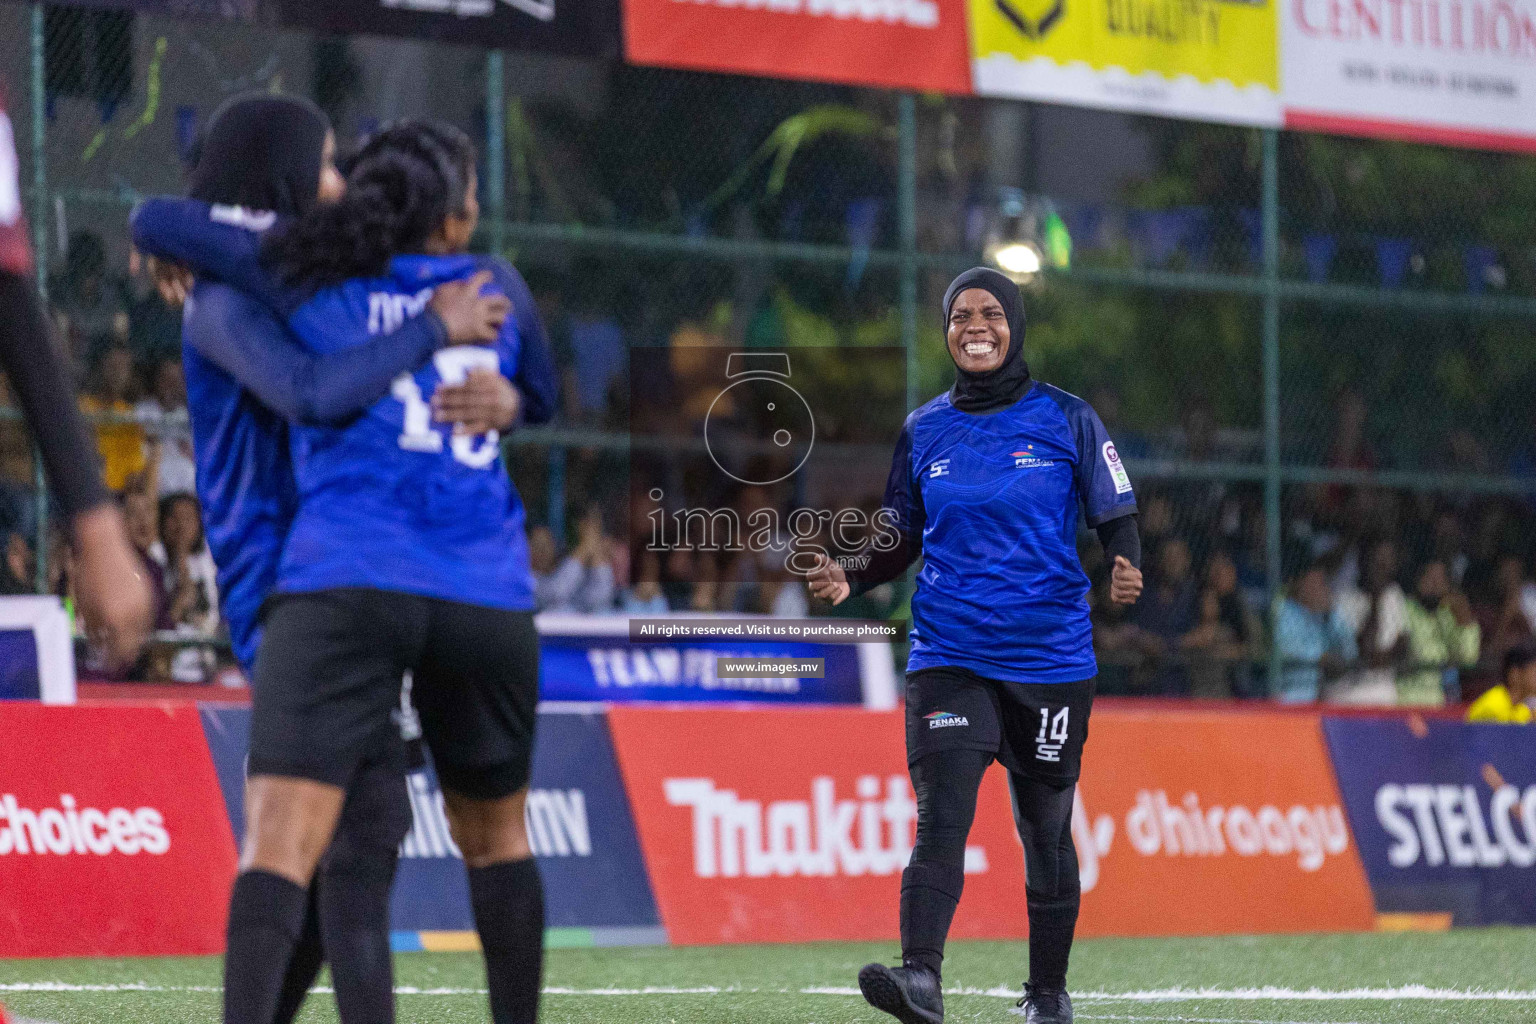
[
  {"xmin": 134, "ymin": 357, "xmax": 196, "ymax": 496},
  {"xmin": 1466, "ymin": 642, "xmax": 1535, "ymax": 724},
  {"xmin": 622, "ymin": 549, "xmax": 671, "ymax": 615},
  {"xmin": 543, "ymin": 505, "xmax": 618, "ymax": 614},
  {"xmin": 1133, "ymin": 536, "xmax": 1199, "ymax": 694},
  {"xmin": 51, "ymin": 230, "xmax": 128, "ymax": 380},
  {"xmin": 1092, "ymin": 571, "xmax": 1164, "ymax": 694},
  {"xmin": 159, "ymin": 492, "xmax": 220, "ymax": 682},
  {"xmin": 1475, "ymin": 554, "xmax": 1536, "ymax": 686},
  {"xmin": 528, "ymin": 525, "xmax": 561, "ymax": 611},
  {"xmin": 1274, "ymin": 563, "xmax": 1357, "ymax": 703},
  {"xmin": 1182, "ymin": 551, "xmax": 1260, "ymax": 698},
  {"xmin": 0, "ymin": 531, "xmax": 32, "ymax": 595},
  {"xmin": 0, "ymin": 374, "xmax": 38, "ymax": 540},
  {"xmin": 1332, "ymin": 538, "xmax": 1409, "ymax": 705},
  {"xmin": 78, "ymin": 344, "xmax": 146, "ymax": 492},
  {"xmin": 127, "ymin": 247, "xmax": 183, "ymax": 367},
  {"xmin": 1400, "ymin": 557, "xmax": 1480, "ymax": 706},
  {"xmin": 160, "ymin": 493, "xmax": 219, "ymax": 636},
  {"xmin": 1180, "ymin": 587, "xmax": 1242, "ymax": 698}
]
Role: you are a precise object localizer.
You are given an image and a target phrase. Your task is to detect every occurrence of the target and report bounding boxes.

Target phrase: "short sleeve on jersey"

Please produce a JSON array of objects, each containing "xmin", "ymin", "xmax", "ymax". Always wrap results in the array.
[{"xmin": 1052, "ymin": 389, "xmax": 1137, "ymax": 527}]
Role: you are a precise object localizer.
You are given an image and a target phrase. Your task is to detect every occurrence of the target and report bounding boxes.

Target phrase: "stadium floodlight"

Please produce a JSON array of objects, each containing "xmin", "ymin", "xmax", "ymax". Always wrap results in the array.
[{"xmin": 983, "ymin": 187, "xmax": 1070, "ymax": 286}]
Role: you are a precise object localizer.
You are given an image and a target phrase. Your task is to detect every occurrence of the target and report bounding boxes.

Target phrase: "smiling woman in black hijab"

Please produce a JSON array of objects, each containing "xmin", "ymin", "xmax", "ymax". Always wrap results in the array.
[
  {"xmin": 942, "ymin": 265, "xmax": 1031, "ymax": 413},
  {"xmin": 808, "ymin": 267, "xmax": 1144, "ymax": 1024}
]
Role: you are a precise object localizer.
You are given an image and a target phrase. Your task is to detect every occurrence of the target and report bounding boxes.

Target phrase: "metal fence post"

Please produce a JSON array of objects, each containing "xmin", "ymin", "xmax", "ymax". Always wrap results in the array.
[
  {"xmin": 897, "ymin": 93, "xmax": 917, "ymax": 414},
  {"xmin": 1261, "ymin": 127, "xmax": 1283, "ymax": 694},
  {"xmin": 30, "ymin": 3, "xmax": 50, "ymax": 594},
  {"xmin": 485, "ymin": 50, "xmax": 507, "ymax": 258}
]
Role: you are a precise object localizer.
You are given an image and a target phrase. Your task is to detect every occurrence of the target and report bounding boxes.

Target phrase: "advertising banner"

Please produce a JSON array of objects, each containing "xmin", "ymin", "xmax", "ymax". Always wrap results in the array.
[
  {"xmin": 199, "ymin": 704, "xmax": 662, "ymax": 941},
  {"xmin": 272, "ymin": 0, "xmax": 620, "ymax": 57},
  {"xmin": 1282, "ymin": 0, "xmax": 1536, "ymax": 152},
  {"xmin": 540, "ymin": 632, "xmax": 871, "ymax": 705},
  {"xmin": 1324, "ymin": 717, "xmax": 1536, "ymax": 925},
  {"xmin": 0, "ymin": 703, "xmax": 237, "ymax": 957},
  {"xmin": 608, "ymin": 706, "xmax": 1374, "ymax": 944},
  {"xmin": 969, "ymin": 0, "xmax": 1282, "ymax": 124},
  {"xmin": 0, "ymin": 597, "xmax": 76, "ymax": 704},
  {"xmin": 622, "ymin": 0, "xmax": 973, "ymax": 94},
  {"xmin": 1073, "ymin": 709, "xmax": 1374, "ymax": 936}
]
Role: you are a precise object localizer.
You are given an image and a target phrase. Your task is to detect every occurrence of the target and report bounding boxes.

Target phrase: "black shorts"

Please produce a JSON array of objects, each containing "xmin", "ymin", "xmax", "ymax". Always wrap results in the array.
[
  {"xmin": 904, "ymin": 666, "xmax": 1094, "ymax": 784},
  {"xmin": 249, "ymin": 588, "xmax": 540, "ymax": 800}
]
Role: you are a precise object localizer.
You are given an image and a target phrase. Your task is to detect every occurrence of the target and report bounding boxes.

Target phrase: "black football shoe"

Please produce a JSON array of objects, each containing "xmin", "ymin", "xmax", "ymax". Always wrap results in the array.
[
  {"xmin": 857, "ymin": 961, "xmax": 944, "ymax": 1024},
  {"xmin": 1014, "ymin": 982, "xmax": 1073, "ymax": 1023}
]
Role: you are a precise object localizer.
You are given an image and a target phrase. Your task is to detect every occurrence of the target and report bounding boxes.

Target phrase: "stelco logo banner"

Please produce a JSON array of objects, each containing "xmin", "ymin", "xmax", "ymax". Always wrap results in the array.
[
  {"xmin": 1324, "ymin": 717, "xmax": 1536, "ymax": 925},
  {"xmin": 0, "ymin": 703, "xmax": 237, "ymax": 957},
  {"xmin": 969, "ymin": 0, "xmax": 1284, "ymax": 124},
  {"xmin": 607, "ymin": 706, "xmax": 1374, "ymax": 944}
]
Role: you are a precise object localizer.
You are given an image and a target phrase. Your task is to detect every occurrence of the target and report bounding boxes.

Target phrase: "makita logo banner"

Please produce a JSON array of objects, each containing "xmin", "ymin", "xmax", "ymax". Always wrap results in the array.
[
  {"xmin": 662, "ymin": 775, "xmax": 987, "ymax": 879},
  {"xmin": 1324, "ymin": 717, "xmax": 1536, "ymax": 925},
  {"xmin": 609, "ymin": 706, "xmax": 1030, "ymax": 944},
  {"xmin": 0, "ymin": 704, "xmax": 236, "ymax": 957}
]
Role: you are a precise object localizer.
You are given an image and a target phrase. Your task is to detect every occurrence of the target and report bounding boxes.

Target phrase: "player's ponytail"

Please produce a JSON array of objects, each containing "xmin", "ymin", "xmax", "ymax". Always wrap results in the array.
[{"xmin": 262, "ymin": 120, "xmax": 475, "ymax": 293}]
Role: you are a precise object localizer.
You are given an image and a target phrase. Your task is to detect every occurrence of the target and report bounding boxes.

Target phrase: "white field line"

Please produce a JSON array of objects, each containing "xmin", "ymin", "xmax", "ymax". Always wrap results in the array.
[{"xmin": 4, "ymin": 981, "xmax": 1536, "ymax": 1002}]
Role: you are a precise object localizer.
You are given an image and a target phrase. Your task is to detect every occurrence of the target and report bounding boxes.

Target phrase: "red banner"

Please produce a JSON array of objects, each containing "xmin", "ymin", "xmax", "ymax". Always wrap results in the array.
[
  {"xmin": 0, "ymin": 703, "xmax": 237, "ymax": 957},
  {"xmin": 607, "ymin": 705, "xmax": 1375, "ymax": 945},
  {"xmin": 622, "ymin": 0, "xmax": 973, "ymax": 95}
]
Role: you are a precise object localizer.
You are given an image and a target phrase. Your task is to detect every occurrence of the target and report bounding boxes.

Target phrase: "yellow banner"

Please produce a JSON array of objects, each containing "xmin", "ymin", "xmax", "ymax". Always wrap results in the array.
[{"xmin": 971, "ymin": 0, "xmax": 1278, "ymax": 91}]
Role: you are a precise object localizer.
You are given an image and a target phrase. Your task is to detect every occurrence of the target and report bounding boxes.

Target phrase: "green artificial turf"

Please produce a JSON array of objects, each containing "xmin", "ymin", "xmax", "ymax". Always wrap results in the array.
[{"xmin": 3, "ymin": 929, "xmax": 1534, "ymax": 1023}]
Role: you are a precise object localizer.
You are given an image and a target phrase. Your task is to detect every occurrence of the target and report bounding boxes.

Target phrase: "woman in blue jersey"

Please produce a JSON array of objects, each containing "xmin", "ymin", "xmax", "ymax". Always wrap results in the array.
[
  {"xmin": 153, "ymin": 121, "xmax": 557, "ymax": 1024},
  {"xmin": 134, "ymin": 94, "xmax": 515, "ymax": 1024},
  {"xmin": 809, "ymin": 267, "xmax": 1144, "ymax": 1024}
]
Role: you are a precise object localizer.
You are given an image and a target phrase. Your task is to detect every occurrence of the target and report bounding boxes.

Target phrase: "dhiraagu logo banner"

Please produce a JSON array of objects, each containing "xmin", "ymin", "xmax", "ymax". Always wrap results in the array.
[{"xmin": 969, "ymin": 0, "xmax": 1283, "ymax": 125}]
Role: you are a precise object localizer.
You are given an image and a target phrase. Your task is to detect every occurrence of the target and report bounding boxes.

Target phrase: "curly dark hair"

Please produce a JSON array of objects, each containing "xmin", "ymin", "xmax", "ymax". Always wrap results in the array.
[{"xmin": 261, "ymin": 119, "xmax": 477, "ymax": 292}]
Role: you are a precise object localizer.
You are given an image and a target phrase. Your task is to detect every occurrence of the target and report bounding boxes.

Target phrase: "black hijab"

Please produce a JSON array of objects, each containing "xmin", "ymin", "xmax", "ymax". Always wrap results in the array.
[
  {"xmin": 943, "ymin": 266, "xmax": 1030, "ymax": 414},
  {"xmin": 189, "ymin": 93, "xmax": 330, "ymax": 218}
]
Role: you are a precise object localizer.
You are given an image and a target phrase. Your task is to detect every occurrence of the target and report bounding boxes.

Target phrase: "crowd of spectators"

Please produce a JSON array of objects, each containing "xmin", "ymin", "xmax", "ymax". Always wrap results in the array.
[{"xmin": 4, "ymin": 230, "xmax": 1536, "ymax": 707}]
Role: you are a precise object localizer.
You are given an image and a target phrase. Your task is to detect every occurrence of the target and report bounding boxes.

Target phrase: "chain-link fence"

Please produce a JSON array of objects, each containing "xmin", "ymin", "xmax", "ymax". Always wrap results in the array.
[{"xmin": 4, "ymin": 3, "xmax": 1536, "ymax": 696}]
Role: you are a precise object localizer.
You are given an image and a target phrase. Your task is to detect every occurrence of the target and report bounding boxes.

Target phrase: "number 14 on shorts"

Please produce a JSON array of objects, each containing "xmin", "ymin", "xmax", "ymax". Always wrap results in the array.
[{"xmin": 1036, "ymin": 707, "xmax": 1068, "ymax": 762}]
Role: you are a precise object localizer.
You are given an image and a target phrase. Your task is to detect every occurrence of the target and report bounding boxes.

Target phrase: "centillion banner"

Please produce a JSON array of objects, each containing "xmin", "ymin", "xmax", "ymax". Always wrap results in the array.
[{"xmin": 969, "ymin": 0, "xmax": 1283, "ymax": 124}]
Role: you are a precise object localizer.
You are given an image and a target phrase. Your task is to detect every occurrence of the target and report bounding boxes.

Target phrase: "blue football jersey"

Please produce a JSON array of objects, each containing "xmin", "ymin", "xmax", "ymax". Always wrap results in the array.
[
  {"xmin": 276, "ymin": 254, "xmax": 538, "ymax": 611},
  {"xmin": 883, "ymin": 383, "xmax": 1137, "ymax": 683}
]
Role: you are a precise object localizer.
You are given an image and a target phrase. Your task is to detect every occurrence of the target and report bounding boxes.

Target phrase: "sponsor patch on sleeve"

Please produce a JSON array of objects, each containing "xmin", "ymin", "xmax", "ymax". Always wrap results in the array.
[{"xmin": 1103, "ymin": 441, "xmax": 1133, "ymax": 495}]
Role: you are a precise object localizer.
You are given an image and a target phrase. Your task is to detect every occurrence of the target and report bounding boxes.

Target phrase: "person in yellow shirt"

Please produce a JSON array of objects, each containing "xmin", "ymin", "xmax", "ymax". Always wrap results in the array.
[
  {"xmin": 1467, "ymin": 642, "xmax": 1536, "ymax": 724},
  {"xmin": 77, "ymin": 343, "xmax": 146, "ymax": 491}
]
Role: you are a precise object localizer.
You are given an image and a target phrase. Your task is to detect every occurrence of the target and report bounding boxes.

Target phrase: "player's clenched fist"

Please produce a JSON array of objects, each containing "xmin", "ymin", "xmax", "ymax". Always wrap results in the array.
[
  {"xmin": 807, "ymin": 552, "xmax": 851, "ymax": 607},
  {"xmin": 1110, "ymin": 554, "xmax": 1142, "ymax": 605}
]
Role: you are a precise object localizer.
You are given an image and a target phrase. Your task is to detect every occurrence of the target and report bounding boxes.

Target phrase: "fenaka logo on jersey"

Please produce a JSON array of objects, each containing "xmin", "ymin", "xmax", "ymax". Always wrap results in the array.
[
  {"xmin": 994, "ymin": 0, "xmax": 1065, "ymax": 39},
  {"xmin": 1103, "ymin": 441, "xmax": 1133, "ymax": 494},
  {"xmin": 926, "ymin": 710, "xmax": 970, "ymax": 729},
  {"xmin": 1012, "ymin": 445, "xmax": 1056, "ymax": 470}
]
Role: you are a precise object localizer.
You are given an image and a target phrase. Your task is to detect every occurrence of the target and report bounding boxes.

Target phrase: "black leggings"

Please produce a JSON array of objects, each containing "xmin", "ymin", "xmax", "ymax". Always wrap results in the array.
[{"xmin": 900, "ymin": 748, "xmax": 1080, "ymax": 987}]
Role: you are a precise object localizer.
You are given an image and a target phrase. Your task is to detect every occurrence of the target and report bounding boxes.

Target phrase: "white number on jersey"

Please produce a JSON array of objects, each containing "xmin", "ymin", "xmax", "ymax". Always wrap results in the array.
[
  {"xmin": 393, "ymin": 347, "xmax": 501, "ymax": 469},
  {"xmin": 1035, "ymin": 707, "xmax": 1069, "ymax": 763}
]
